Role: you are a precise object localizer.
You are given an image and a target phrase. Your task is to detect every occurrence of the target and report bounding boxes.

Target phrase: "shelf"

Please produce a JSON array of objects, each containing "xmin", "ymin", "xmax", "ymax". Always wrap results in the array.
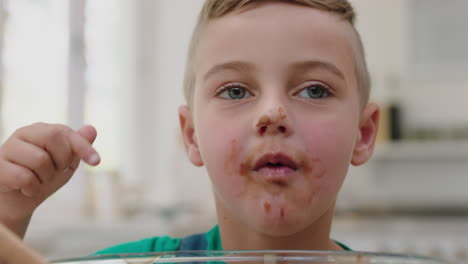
[{"xmin": 373, "ymin": 140, "xmax": 468, "ymax": 161}]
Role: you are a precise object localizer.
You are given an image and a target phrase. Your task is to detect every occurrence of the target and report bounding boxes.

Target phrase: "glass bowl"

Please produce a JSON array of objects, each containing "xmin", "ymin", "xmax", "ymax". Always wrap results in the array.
[{"xmin": 50, "ymin": 250, "xmax": 451, "ymax": 264}]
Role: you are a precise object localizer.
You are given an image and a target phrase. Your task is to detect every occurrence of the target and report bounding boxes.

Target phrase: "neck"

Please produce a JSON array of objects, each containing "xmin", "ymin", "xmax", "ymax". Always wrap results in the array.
[{"xmin": 215, "ymin": 198, "xmax": 342, "ymax": 251}]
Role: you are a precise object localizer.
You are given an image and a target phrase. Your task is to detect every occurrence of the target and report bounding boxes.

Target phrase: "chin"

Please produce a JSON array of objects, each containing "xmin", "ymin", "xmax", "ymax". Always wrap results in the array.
[
  {"xmin": 252, "ymin": 209, "xmax": 308, "ymax": 237},
  {"xmin": 258, "ymin": 226, "xmax": 302, "ymax": 237},
  {"xmin": 256, "ymin": 222, "xmax": 308, "ymax": 238}
]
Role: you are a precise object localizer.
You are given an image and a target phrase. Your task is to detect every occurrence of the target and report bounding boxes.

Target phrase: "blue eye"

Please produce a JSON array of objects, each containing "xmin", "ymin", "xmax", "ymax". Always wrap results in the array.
[
  {"xmin": 218, "ymin": 85, "xmax": 252, "ymax": 100},
  {"xmin": 297, "ymin": 84, "xmax": 330, "ymax": 99}
]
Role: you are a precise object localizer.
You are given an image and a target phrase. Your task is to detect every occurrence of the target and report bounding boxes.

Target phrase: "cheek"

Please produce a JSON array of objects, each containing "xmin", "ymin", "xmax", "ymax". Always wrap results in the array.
[
  {"xmin": 195, "ymin": 113, "xmax": 250, "ymax": 196},
  {"xmin": 299, "ymin": 114, "xmax": 358, "ymax": 189}
]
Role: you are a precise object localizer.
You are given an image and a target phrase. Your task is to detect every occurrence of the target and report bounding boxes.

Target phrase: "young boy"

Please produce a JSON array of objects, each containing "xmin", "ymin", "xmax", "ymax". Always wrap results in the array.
[{"xmin": 0, "ymin": 0, "xmax": 379, "ymax": 253}]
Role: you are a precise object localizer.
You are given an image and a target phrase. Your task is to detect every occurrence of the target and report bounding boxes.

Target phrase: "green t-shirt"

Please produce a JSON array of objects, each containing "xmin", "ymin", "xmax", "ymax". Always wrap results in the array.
[
  {"xmin": 95, "ymin": 225, "xmax": 350, "ymax": 254},
  {"xmin": 95, "ymin": 225, "xmax": 222, "ymax": 254}
]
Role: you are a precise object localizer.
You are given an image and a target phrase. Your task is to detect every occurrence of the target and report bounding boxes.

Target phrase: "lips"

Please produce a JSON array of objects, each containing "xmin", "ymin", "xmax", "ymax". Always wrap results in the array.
[
  {"xmin": 254, "ymin": 153, "xmax": 298, "ymax": 171},
  {"xmin": 252, "ymin": 152, "xmax": 299, "ymax": 182}
]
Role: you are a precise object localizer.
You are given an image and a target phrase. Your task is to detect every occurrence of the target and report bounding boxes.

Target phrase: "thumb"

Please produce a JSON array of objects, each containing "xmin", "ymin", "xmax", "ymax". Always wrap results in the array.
[{"xmin": 77, "ymin": 125, "xmax": 98, "ymax": 144}]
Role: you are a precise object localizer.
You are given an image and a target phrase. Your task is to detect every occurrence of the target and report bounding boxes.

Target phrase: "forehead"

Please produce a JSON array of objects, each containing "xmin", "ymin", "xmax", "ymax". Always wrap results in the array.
[{"xmin": 195, "ymin": 2, "xmax": 358, "ymax": 87}]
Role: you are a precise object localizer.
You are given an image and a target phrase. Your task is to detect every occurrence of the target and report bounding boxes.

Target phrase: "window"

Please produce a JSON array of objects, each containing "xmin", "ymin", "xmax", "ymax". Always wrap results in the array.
[
  {"xmin": 2, "ymin": 0, "xmax": 68, "ymax": 139},
  {"xmin": 0, "ymin": 0, "xmax": 129, "ymax": 219}
]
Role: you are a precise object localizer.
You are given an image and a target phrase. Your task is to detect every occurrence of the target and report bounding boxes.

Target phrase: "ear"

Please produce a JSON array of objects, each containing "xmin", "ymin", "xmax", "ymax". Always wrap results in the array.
[
  {"xmin": 178, "ymin": 105, "xmax": 204, "ymax": 167},
  {"xmin": 351, "ymin": 102, "xmax": 380, "ymax": 166}
]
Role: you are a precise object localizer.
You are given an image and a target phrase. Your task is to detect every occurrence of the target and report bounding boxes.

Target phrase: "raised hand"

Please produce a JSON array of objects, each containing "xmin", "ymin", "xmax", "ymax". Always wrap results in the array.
[{"xmin": 0, "ymin": 123, "xmax": 100, "ymax": 238}]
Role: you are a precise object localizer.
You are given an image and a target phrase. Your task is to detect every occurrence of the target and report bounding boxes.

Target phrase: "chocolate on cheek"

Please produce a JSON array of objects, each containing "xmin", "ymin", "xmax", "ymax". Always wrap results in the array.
[
  {"xmin": 299, "ymin": 157, "xmax": 327, "ymax": 207},
  {"xmin": 223, "ymin": 139, "xmax": 254, "ymax": 198},
  {"xmin": 238, "ymin": 142, "xmax": 259, "ymax": 197}
]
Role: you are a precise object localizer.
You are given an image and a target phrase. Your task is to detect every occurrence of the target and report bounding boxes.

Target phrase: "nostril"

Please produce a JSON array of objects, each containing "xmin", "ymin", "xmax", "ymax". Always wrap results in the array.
[
  {"xmin": 278, "ymin": 125, "xmax": 286, "ymax": 134},
  {"xmin": 259, "ymin": 126, "xmax": 267, "ymax": 135}
]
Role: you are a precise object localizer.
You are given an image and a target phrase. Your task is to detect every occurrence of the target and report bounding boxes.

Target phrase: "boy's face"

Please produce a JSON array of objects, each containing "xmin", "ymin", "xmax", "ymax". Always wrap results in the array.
[{"xmin": 180, "ymin": 2, "xmax": 378, "ymax": 237}]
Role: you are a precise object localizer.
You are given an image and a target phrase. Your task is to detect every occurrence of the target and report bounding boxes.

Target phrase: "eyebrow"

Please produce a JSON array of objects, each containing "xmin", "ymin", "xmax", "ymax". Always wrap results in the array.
[
  {"xmin": 203, "ymin": 61, "xmax": 255, "ymax": 81},
  {"xmin": 202, "ymin": 60, "xmax": 345, "ymax": 81},
  {"xmin": 290, "ymin": 60, "xmax": 345, "ymax": 81}
]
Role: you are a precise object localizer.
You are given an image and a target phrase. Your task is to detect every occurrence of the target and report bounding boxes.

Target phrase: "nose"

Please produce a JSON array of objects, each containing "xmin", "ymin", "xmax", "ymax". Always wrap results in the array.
[{"xmin": 256, "ymin": 107, "xmax": 292, "ymax": 137}]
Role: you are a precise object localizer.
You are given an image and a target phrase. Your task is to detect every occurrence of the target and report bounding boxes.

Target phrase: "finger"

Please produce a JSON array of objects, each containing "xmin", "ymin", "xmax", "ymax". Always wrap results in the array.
[
  {"xmin": 5, "ymin": 139, "xmax": 55, "ymax": 183},
  {"xmin": 0, "ymin": 185, "xmax": 14, "ymax": 192},
  {"xmin": 67, "ymin": 131, "xmax": 100, "ymax": 166},
  {"xmin": 21, "ymin": 184, "xmax": 39, "ymax": 198},
  {"xmin": 67, "ymin": 157, "xmax": 80, "ymax": 172},
  {"xmin": 44, "ymin": 157, "xmax": 81, "ymax": 194},
  {"xmin": 14, "ymin": 123, "xmax": 74, "ymax": 170},
  {"xmin": 16, "ymin": 123, "xmax": 100, "ymax": 167},
  {"xmin": 66, "ymin": 125, "xmax": 98, "ymax": 168},
  {"xmin": 0, "ymin": 160, "xmax": 23, "ymax": 190},
  {"xmin": 0, "ymin": 160, "xmax": 39, "ymax": 193},
  {"xmin": 42, "ymin": 125, "xmax": 94, "ymax": 171},
  {"xmin": 40, "ymin": 129, "xmax": 74, "ymax": 171},
  {"xmin": 20, "ymin": 170, "xmax": 41, "ymax": 197},
  {"xmin": 77, "ymin": 125, "xmax": 97, "ymax": 144},
  {"xmin": 62, "ymin": 158, "xmax": 80, "ymax": 181}
]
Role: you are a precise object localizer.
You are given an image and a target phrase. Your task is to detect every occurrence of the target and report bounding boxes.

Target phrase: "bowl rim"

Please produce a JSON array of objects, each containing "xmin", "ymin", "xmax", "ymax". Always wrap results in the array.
[{"xmin": 50, "ymin": 250, "xmax": 450, "ymax": 264}]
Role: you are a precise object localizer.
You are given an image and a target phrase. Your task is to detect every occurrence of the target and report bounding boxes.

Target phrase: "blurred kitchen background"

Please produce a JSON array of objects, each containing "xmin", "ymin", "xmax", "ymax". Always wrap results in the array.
[{"xmin": 0, "ymin": 0, "xmax": 467, "ymax": 262}]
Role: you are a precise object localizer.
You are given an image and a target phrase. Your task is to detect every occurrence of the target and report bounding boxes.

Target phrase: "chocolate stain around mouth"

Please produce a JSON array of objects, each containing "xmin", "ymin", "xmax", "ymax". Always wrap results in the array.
[
  {"xmin": 228, "ymin": 107, "xmax": 328, "ymax": 219},
  {"xmin": 239, "ymin": 143, "xmax": 329, "ymax": 219},
  {"xmin": 263, "ymin": 201, "xmax": 271, "ymax": 213},
  {"xmin": 239, "ymin": 142, "xmax": 312, "ymax": 184}
]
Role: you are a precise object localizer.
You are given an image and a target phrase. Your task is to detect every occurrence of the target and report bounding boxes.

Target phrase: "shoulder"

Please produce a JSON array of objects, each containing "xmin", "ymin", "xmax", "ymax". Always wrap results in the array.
[
  {"xmin": 94, "ymin": 235, "xmax": 182, "ymax": 255},
  {"xmin": 335, "ymin": 240, "xmax": 352, "ymax": 251},
  {"xmin": 94, "ymin": 225, "xmax": 221, "ymax": 254}
]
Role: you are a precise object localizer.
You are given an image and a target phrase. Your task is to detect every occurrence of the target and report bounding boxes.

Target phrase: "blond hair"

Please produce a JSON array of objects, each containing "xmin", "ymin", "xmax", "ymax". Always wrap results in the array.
[{"xmin": 183, "ymin": 0, "xmax": 370, "ymax": 109}]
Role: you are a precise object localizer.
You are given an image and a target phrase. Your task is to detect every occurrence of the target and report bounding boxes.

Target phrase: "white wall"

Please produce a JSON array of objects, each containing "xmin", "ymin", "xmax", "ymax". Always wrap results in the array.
[
  {"xmin": 350, "ymin": 0, "xmax": 409, "ymax": 100},
  {"xmin": 352, "ymin": 0, "xmax": 468, "ymax": 127},
  {"xmin": 343, "ymin": 0, "xmax": 468, "ymax": 209}
]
